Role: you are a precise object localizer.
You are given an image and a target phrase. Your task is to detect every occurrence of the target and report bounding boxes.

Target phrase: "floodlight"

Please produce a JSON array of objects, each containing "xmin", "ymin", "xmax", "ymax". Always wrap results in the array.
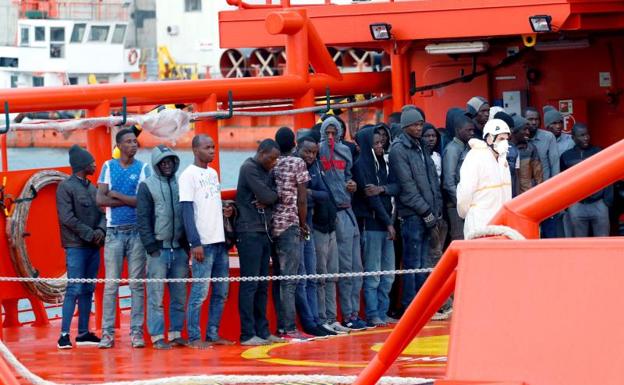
[
  {"xmin": 529, "ymin": 15, "xmax": 552, "ymax": 33},
  {"xmin": 369, "ymin": 23, "xmax": 392, "ymax": 41}
]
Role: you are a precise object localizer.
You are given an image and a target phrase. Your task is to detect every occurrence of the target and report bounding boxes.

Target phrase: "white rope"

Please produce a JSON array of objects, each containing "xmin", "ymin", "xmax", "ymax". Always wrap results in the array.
[
  {"xmin": 2, "ymin": 95, "xmax": 391, "ymax": 133},
  {"xmin": 0, "ymin": 268, "xmax": 433, "ymax": 284},
  {"xmin": 0, "ymin": 337, "xmax": 432, "ymax": 385},
  {"xmin": 465, "ymin": 225, "xmax": 526, "ymax": 241}
]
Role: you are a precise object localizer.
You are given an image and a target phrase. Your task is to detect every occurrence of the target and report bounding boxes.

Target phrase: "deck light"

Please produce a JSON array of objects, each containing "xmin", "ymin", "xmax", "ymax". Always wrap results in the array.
[
  {"xmin": 369, "ymin": 23, "xmax": 392, "ymax": 41},
  {"xmin": 529, "ymin": 15, "xmax": 552, "ymax": 33},
  {"xmin": 425, "ymin": 41, "xmax": 489, "ymax": 55}
]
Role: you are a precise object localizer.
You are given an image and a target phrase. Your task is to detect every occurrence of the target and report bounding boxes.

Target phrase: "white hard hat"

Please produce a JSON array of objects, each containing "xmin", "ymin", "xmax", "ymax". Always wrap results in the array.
[{"xmin": 482, "ymin": 118, "xmax": 511, "ymax": 139}]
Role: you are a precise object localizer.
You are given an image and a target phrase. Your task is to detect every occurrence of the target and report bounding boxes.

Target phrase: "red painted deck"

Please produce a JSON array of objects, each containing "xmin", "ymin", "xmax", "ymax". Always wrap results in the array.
[{"xmin": 4, "ymin": 313, "xmax": 449, "ymax": 384}]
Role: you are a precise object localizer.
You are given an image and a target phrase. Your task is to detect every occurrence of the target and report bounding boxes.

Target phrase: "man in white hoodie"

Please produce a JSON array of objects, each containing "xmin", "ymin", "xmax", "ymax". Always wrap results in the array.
[{"xmin": 457, "ymin": 119, "xmax": 512, "ymax": 238}]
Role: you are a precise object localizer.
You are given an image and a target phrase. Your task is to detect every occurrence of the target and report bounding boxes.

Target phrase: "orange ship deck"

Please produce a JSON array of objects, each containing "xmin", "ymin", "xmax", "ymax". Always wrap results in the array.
[{"xmin": 4, "ymin": 313, "xmax": 448, "ymax": 384}]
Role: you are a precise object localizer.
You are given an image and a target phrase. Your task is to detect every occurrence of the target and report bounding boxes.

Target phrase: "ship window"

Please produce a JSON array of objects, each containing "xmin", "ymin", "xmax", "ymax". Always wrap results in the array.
[
  {"xmin": 71, "ymin": 24, "xmax": 86, "ymax": 43},
  {"xmin": 11, "ymin": 75, "xmax": 18, "ymax": 88},
  {"xmin": 185, "ymin": 0, "xmax": 201, "ymax": 12},
  {"xmin": 88, "ymin": 25, "xmax": 110, "ymax": 42},
  {"xmin": 20, "ymin": 27, "xmax": 29, "ymax": 46},
  {"xmin": 50, "ymin": 27, "xmax": 65, "ymax": 42},
  {"xmin": 35, "ymin": 26, "xmax": 45, "ymax": 42},
  {"xmin": 68, "ymin": 76, "xmax": 78, "ymax": 85},
  {"xmin": 111, "ymin": 24, "xmax": 126, "ymax": 44},
  {"xmin": 33, "ymin": 76, "xmax": 44, "ymax": 87},
  {"xmin": 0, "ymin": 57, "xmax": 18, "ymax": 67},
  {"xmin": 50, "ymin": 43, "xmax": 65, "ymax": 58}
]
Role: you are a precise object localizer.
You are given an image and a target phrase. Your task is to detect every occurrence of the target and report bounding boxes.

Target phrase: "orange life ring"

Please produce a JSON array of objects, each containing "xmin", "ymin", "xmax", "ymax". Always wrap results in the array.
[{"xmin": 128, "ymin": 49, "xmax": 138, "ymax": 65}]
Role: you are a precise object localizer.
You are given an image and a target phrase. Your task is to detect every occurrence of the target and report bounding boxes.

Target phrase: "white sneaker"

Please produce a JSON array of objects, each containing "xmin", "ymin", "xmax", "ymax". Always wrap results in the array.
[
  {"xmin": 431, "ymin": 307, "xmax": 452, "ymax": 321},
  {"xmin": 329, "ymin": 321, "xmax": 351, "ymax": 334}
]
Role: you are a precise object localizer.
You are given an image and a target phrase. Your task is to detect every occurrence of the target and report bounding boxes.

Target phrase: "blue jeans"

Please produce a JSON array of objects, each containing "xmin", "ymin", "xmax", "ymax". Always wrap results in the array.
[
  {"xmin": 363, "ymin": 231, "xmax": 395, "ymax": 321},
  {"xmin": 146, "ymin": 248, "xmax": 189, "ymax": 342},
  {"xmin": 295, "ymin": 236, "xmax": 320, "ymax": 330},
  {"xmin": 400, "ymin": 215, "xmax": 431, "ymax": 309},
  {"xmin": 276, "ymin": 226, "xmax": 301, "ymax": 332},
  {"xmin": 336, "ymin": 209, "xmax": 362, "ymax": 319},
  {"xmin": 61, "ymin": 247, "xmax": 100, "ymax": 335},
  {"xmin": 186, "ymin": 243, "xmax": 229, "ymax": 342},
  {"xmin": 102, "ymin": 227, "xmax": 146, "ymax": 336},
  {"xmin": 568, "ymin": 200, "xmax": 610, "ymax": 237}
]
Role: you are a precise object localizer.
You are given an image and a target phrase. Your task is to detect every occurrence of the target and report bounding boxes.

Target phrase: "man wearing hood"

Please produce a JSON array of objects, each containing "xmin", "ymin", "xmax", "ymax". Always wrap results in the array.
[
  {"xmin": 179, "ymin": 135, "xmax": 231, "ymax": 348},
  {"xmin": 457, "ymin": 119, "xmax": 512, "ymax": 238},
  {"xmin": 389, "ymin": 108, "xmax": 442, "ymax": 311},
  {"xmin": 466, "ymin": 96, "xmax": 490, "ymax": 139},
  {"xmin": 442, "ymin": 114, "xmax": 474, "ymax": 241},
  {"xmin": 353, "ymin": 125, "xmax": 398, "ymax": 327},
  {"xmin": 319, "ymin": 116, "xmax": 366, "ymax": 330},
  {"xmin": 544, "ymin": 108, "xmax": 575, "ymax": 155},
  {"xmin": 137, "ymin": 145, "xmax": 189, "ymax": 350}
]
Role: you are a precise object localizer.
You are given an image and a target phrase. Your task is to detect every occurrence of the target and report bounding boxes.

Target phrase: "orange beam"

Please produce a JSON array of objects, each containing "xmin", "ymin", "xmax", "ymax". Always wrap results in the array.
[
  {"xmin": 0, "ymin": 72, "xmax": 390, "ymax": 113},
  {"xmin": 195, "ymin": 94, "xmax": 221, "ymax": 173}
]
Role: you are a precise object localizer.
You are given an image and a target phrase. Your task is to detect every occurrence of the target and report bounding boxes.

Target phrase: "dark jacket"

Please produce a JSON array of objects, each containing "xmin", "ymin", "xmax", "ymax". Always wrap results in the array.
[
  {"xmin": 136, "ymin": 146, "xmax": 185, "ymax": 254},
  {"xmin": 352, "ymin": 126, "xmax": 398, "ymax": 232},
  {"xmin": 235, "ymin": 157, "xmax": 278, "ymax": 233},
  {"xmin": 389, "ymin": 132, "xmax": 442, "ymax": 219},
  {"xmin": 561, "ymin": 145, "xmax": 613, "ymax": 205},
  {"xmin": 56, "ymin": 175, "xmax": 106, "ymax": 248},
  {"xmin": 442, "ymin": 137, "xmax": 468, "ymax": 207},
  {"xmin": 309, "ymin": 159, "xmax": 337, "ymax": 234}
]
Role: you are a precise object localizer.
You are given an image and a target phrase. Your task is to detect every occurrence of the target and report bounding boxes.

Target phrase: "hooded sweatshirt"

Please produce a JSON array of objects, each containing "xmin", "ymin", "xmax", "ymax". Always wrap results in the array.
[
  {"xmin": 456, "ymin": 139, "xmax": 512, "ymax": 238},
  {"xmin": 352, "ymin": 126, "xmax": 398, "ymax": 232},
  {"xmin": 319, "ymin": 117, "xmax": 353, "ymax": 208},
  {"xmin": 136, "ymin": 146, "xmax": 185, "ymax": 254}
]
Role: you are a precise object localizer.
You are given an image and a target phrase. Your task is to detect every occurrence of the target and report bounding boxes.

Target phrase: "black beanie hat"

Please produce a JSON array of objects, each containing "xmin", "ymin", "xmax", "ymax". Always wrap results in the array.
[
  {"xmin": 275, "ymin": 126, "xmax": 296, "ymax": 154},
  {"xmin": 69, "ymin": 145, "xmax": 95, "ymax": 173}
]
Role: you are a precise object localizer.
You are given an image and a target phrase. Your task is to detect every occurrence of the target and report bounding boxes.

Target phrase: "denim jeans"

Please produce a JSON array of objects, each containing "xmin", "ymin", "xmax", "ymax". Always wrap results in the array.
[
  {"xmin": 102, "ymin": 226, "xmax": 146, "ymax": 336},
  {"xmin": 335, "ymin": 209, "xmax": 362, "ymax": 319},
  {"xmin": 237, "ymin": 232, "xmax": 272, "ymax": 342},
  {"xmin": 146, "ymin": 248, "xmax": 189, "ymax": 342},
  {"xmin": 568, "ymin": 200, "xmax": 610, "ymax": 237},
  {"xmin": 275, "ymin": 225, "xmax": 301, "ymax": 332},
  {"xmin": 362, "ymin": 231, "xmax": 395, "ymax": 321},
  {"xmin": 314, "ymin": 230, "xmax": 338, "ymax": 324},
  {"xmin": 400, "ymin": 215, "xmax": 431, "ymax": 309},
  {"xmin": 61, "ymin": 247, "xmax": 100, "ymax": 335},
  {"xmin": 295, "ymin": 236, "xmax": 320, "ymax": 330},
  {"xmin": 186, "ymin": 243, "xmax": 229, "ymax": 342}
]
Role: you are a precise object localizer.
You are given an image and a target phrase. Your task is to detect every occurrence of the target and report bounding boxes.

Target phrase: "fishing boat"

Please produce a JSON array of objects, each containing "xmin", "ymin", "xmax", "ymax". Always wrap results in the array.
[{"xmin": 0, "ymin": 1, "xmax": 623, "ymax": 384}]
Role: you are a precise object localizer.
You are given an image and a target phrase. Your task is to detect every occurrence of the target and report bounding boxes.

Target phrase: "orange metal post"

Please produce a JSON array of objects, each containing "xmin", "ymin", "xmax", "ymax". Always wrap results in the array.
[
  {"xmin": 294, "ymin": 88, "xmax": 316, "ymax": 130},
  {"xmin": 195, "ymin": 94, "xmax": 221, "ymax": 173},
  {"xmin": 390, "ymin": 50, "xmax": 407, "ymax": 112},
  {"xmin": 1, "ymin": 134, "xmax": 7, "ymax": 172}
]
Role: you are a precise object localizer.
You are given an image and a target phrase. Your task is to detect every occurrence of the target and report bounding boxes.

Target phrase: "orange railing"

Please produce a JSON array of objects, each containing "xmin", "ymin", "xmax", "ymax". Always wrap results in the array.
[
  {"xmin": 225, "ymin": 0, "xmax": 397, "ymax": 10},
  {"xmin": 14, "ymin": 0, "xmax": 130, "ymax": 21},
  {"xmin": 354, "ymin": 138, "xmax": 624, "ymax": 385}
]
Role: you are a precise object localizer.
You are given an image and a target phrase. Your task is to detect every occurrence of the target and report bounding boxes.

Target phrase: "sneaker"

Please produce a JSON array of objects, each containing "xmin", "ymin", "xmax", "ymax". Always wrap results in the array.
[
  {"xmin": 279, "ymin": 330, "xmax": 314, "ymax": 342},
  {"xmin": 342, "ymin": 318, "xmax": 366, "ymax": 331},
  {"xmin": 303, "ymin": 326, "xmax": 330, "ymax": 339},
  {"xmin": 432, "ymin": 306, "xmax": 453, "ymax": 321},
  {"xmin": 153, "ymin": 339, "xmax": 172, "ymax": 350},
  {"xmin": 207, "ymin": 337, "xmax": 236, "ymax": 345},
  {"xmin": 98, "ymin": 334, "xmax": 114, "ymax": 349},
  {"xmin": 328, "ymin": 321, "xmax": 351, "ymax": 334},
  {"xmin": 366, "ymin": 317, "xmax": 387, "ymax": 328},
  {"xmin": 75, "ymin": 332, "xmax": 100, "ymax": 346},
  {"xmin": 384, "ymin": 316, "xmax": 399, "ymax": 324},
  {"xmin": 318, "ymin": 324, "xmax": 337, "ymax": 336},
  {"xmin": 131, "ymin": 333, "xmax": 145, "ymax": 348},
  {"xmin": 169, "ymin": 337, "xmax": 189, "ymax": 347},
  {"xmin": 240, "ymin": 336, "xmax": 270, "ymax": 346},
  {"xmin": 265, "ymin": 334, "xmax": 287, "ymax": 343},
  {"xmin": 57, "ymin": 334, "xmax": 72, "ymax": 349},
  {"xmin": 188, "ymin": 340, "xmax": 213, "ymax": 350}
]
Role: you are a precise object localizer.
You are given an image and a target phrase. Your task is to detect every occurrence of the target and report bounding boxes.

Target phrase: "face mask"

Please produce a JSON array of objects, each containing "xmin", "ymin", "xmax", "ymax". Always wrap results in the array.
[{"xmin": 493, "ymin": 139, "xmax": 509, "ymax": 155}]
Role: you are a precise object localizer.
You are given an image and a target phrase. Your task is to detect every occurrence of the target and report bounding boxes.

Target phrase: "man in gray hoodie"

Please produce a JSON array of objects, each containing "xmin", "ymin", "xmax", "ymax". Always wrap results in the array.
[
  {"xmin": 318, "ymin": 116, "xmax": 366, "ymax": 330},
  {"xmin": 137, "ymin": 145, "xmax": 189, "ymax": 350}
]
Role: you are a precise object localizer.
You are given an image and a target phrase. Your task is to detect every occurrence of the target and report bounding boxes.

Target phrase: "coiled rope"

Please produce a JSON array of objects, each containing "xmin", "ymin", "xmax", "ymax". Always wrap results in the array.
[{"xmin": 5, "ymin": 170, "xmax": 69, "ymax": 304}]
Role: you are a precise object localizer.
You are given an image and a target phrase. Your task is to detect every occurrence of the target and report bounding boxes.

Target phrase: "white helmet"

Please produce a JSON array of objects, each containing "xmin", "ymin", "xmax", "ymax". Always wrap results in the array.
[{"xmin": 482, "ymin": 118, "xmax": 511, "ymax": 139}]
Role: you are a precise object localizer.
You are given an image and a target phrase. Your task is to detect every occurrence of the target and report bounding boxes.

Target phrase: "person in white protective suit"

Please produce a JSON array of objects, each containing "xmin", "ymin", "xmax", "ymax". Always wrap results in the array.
[{"xmin": 456, "ymin": 118, "xmax": 512, "ymax": 238}]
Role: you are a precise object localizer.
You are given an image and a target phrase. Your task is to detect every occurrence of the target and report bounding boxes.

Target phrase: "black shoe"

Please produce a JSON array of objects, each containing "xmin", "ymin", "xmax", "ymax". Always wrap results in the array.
[
  {"xmin": 303, "ymin": 326, "xmax": 330, "ymax": 339},
  {"xmin": 57, "ymin": 334, "xmax": 72, "ymax": 349},
  {"xmin": 75, "ymin": 332, "xmax": 101, "ymax": 346},
  {"xmin": 318, "ymin": 324, "xmax": 337, "ymax": 336}
]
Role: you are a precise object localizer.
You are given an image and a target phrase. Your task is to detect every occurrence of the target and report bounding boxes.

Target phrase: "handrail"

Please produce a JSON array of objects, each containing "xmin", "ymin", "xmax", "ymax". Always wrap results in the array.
[
  {"xmin": 226, "ymin": 0, "xmax": 336, "ymax": 10},
  {"xmin": 354, "ymin": 138, "xmax": 624, "ymax": 385}
]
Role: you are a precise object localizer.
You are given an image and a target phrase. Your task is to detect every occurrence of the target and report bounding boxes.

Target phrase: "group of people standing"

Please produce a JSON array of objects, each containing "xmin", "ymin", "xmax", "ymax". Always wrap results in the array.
[{"xmin": 55, "ymin": 96, "xmax": 610, "ymax": 350}]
